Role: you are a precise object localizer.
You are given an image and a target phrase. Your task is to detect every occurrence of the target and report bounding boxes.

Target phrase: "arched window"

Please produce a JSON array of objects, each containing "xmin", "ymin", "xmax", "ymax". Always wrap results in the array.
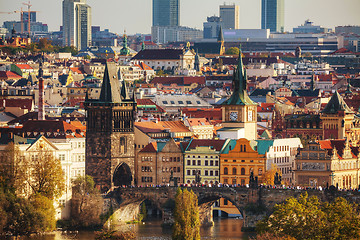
[
  {"xmin": 241, "ymin": 168, "xmax": 245, "ymax": 175},
  {"xmin": 259, "ymin": 168, "xmax": 263, "ymax": 175},
  {"xmin": 224, "ymin": 167, "xmax": 228, "ymax": 175},
  {"xmin": 232, "ymin": 167, "xmax": 237, "ymax": 175}
]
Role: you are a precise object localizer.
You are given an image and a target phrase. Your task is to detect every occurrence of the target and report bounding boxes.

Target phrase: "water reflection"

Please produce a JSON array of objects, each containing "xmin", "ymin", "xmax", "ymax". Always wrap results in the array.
[{"xmin": 14, "ymin": 218, "xmax": 255, "ymax": 240}]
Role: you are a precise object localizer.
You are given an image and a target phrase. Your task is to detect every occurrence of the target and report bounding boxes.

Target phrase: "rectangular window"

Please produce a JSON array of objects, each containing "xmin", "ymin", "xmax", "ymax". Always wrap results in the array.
[
  {"xmin": 210, "ymin": 160, "xmax": 214, "ymax": 166},
  {"xmin": 205, "ymin": 160, "xmax": 208, "ymax": 166},
  {"xmin": 215, "ymin": 161, "xmax": 219, "ymax": 166},
  {"xmin": 197, "ymin": 160, "xmax": 201, "ymax": 166},
  {"xmin": 210, "ymin": 171, "xmax": 213, "ymax": 176},
  {"xmin": 187, "ymin": 170, "xmax": 191, "ymax": 175},
  {"xmin": 205, "ymin": 170, "xmax": 208, "ymax": 176},
  {"xmin": 59, "ymin": 154, "xmax": 65, "ymax": 162},
  {"xmin": 215, "ymin": 171, "xmax": 219, "ymax": 176},
  {"xmin": 187, "ymin": 160, "xmax": 191, "ymax": 165},
  {"xmin": 192, "ymin": 160, "xmax": 196, "ymax": 165}
]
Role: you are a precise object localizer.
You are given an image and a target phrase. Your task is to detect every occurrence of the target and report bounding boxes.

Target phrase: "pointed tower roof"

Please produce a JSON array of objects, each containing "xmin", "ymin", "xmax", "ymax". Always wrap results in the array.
[
  {"xmin": 222, "ymin": 46, "xmax": 255, "ymax": 106},
  {"xmin": 217, "ymin": 26, "xmax": 224, "ymax": 43},
  {"xmin": 194, "ymin": 49, "xmax": 200, "ymax": 72},
  {"xmin": 310, "ymin": 73, "xmax": 317, "ymax": 91},
  {"xmin": 121, "ymin": 79, "xmax": 130, "ymax": 100},
  {"xmin": 99, "ymin": 62, "xmax": 122, "ymax": 103},
  {"xmin": 345, "ymin": 79, "xmax": 352, "ymax": 94},
  {"xmin": 321, "ymin": 91, "xmax": 352, "ymax": 114}
]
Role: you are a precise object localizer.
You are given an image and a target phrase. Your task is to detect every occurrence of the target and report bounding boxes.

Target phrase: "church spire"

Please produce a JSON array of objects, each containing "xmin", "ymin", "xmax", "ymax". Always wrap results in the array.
[
  {"xmin": 222, "ymin": 45, "xmax": 255, "ymax": 106},
  {"xmin": 310, "ymin": 72, "xmax": 317, "ymax": 91},
  {"xmin": 217, "ymin": 26, "xmax": 224, "ymax": 43}
]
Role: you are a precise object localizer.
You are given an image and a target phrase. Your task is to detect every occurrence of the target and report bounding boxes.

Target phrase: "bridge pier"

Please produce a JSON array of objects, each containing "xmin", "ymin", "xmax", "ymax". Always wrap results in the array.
[{"xmin": 199, "ymin": 201, "xmax": 215, "ymax": 226}]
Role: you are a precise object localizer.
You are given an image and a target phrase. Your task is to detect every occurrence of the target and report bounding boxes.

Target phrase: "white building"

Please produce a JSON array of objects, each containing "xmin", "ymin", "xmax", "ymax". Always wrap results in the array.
[
  {"xmin": 184, "ymin": 118, "xmax": 214, "ymax": 139},
  {"xmin": 255, "ymin": 138, "xmax": 302, "ymax": 184}
]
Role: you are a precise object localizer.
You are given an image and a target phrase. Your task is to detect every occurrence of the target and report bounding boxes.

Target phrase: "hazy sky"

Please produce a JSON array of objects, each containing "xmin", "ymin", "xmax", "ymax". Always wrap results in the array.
[{"xmin": 0, "ymin": 0, "xmax": 359, "ymax": 34}]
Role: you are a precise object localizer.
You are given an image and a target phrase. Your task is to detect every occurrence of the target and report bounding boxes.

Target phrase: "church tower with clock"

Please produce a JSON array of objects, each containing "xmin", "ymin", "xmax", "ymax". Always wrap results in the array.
[{"xmin": 219, "ymin": 47, "xmax": 257, "ymax": 140}]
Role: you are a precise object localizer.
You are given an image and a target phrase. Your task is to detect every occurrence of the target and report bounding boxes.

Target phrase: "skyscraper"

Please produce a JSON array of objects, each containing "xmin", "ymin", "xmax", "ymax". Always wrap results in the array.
[
  {"xmin": 220, "ymin": 4, "xmax": 240, "ymax": 30},
  {"xmin": 62, "ymin": 0, "xmax": 91, "ymax": 50},
  {"xmin": 261, "ymin": 0, "xmax": 284, "ymax": 33},
  {"xmin": 152, "ymin": 0, "xmax": 179, "ymax": 27}
]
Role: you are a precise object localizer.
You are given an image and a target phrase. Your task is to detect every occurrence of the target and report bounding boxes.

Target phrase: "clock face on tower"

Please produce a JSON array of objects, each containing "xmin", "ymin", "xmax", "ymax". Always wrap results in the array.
[{"xmin": 230, "ymin": 111, "xmax": 238, "ymax": 121}]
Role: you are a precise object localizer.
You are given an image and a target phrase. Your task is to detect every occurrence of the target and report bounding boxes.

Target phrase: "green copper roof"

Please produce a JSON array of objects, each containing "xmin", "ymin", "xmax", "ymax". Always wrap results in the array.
[
  {"xmin": 321, "ymin": 91, "xmax": 352, "ymax": 114},
  {"xmin": 255, "ymin": 140, "xmax": 274, "ymax": 155},
  {"xmin": 222, "ymin": 47, "xmax": 256, "ymax": 106},
  {"xmin": 120, "ymin": 35, "xmax": 131, "ymax": 56}
]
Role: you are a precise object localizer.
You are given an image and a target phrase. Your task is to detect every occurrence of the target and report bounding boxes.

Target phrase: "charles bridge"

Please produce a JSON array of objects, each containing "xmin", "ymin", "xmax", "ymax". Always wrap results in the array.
[{"xmin": 103, "ymin": 186, "xmax": 360, "ymax": 228}]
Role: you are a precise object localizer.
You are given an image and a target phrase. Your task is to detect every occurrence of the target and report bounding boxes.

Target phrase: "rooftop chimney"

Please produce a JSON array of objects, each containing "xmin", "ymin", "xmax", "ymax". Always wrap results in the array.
[{"xmin": 38, "ymin": 57, "xmax": 45, "ymax": 120}]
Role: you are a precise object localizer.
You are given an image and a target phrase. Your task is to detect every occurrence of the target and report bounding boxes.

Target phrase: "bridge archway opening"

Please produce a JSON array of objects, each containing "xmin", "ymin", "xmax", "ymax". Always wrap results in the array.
[
  {"xmin": 113, "ymin": 162, "xmax": 132, "ymax": 187},
  {"xmin": 141, "ymin": 199, "xmax": 163, "ymax": 219},
  {"xmin": 198, "ymin": 195, "xmax": 244, "ymax": 219}
]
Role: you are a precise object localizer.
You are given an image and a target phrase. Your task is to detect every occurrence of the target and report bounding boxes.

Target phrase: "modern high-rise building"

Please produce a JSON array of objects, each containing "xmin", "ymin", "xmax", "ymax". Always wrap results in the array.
[
  {"xmin": 219, "ymin": 4, "xmax": 240, "ymax": 30},
  {"xmin": 152, "ymin": 0, "xmax": 179, "ymax": 27},
  {"xmin": 261, "ymin": 0, "xmax": 284, "ymax": 33},
  {"xmin": 203, "ymin": 16, "xmax": 223, "ymax": 39},
  {"xmin": 62, "ymin": 0, "xmax": 91, "ymax": 50}
]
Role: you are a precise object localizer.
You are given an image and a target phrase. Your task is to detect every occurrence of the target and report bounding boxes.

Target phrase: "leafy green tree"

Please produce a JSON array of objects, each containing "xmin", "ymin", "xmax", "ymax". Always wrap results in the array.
[
  {"xmin": 172, "ymin": 188, "xmax": 200, "ymax": 240},
  {"xmin": 71, "ymin": 175, "xmax": 103, "ymax": 228},
  {"xmin": 257, "ymin": 193, "xmax": 360, "ymax": 240},
  {"xmin": 225, "ymin": 47, "xmax": 239, "ymax": 55}
]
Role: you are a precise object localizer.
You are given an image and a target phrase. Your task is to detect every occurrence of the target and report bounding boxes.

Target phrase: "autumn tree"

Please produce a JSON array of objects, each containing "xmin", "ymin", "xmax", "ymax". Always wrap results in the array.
[
  {"xmin": 0, "ymin": 143, "xmax": 26, "ymax": 193},
  {"xmin": 257, "ymin": 193, "xmax": 360, "ymax": 240},
  {"xmin": 172, "ymin": 188, "xmax": 200, "ymax": 240},
  {"xmin": 71, "ymin": 175, "xmax": 103, "ymax": 228},
  {"xmin": 24, "ymin": 147, "xmax": 65, "ymax": 200},
  {"xmin": 262, "ymin": 164, "xmax": 281, "ymax": 185}
]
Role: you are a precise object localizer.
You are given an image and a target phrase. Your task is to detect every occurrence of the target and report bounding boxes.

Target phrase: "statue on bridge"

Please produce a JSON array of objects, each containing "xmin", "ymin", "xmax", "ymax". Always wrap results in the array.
[
  {"xmin": 274, "ymin": 172, "xmax": 282, "ymax": 185},
  {"xmin": 169, "ymin": 170, "xmax": 178, "ymax": 187},
  {"xmin": 249, "ymin": 172, "xmax": 258, "ymax": 188},
  {"xmin": 195, "ymin": 170, "xmax": 202, "ymax": 184}
]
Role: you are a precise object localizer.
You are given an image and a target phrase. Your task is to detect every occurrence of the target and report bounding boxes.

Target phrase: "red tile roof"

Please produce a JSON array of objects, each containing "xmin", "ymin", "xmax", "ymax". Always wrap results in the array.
[
  {"xmin": 186, "ymin": 139, "xmax": 226, "ymax": 151},
  {"xmin": 181, "ymin": 108, "xmax": 222, "ymax": 121},
  {"xmin": 15, "ymin": 64, "xmax": 33, "ymax": 70},
  {"xmin": 1, "ymin": 98, "xmax": 33, "ymax": 110},
  {"xmin": 0, "ymin": 71, "xmax": 22, "ymax": 80},
  {"xmin": 318, "ymin": 139, "xmax": 358, "ymax": 159},
  {"xmin": 135, "ymin": 121, "xmax": 165, "ymax": 133},
  {"xmin": 135, "ymin": 62, "xmax": 153, "ymax": 71},
  {"xmin": 151, "ymin": 76, "xmax": 205, "ymax": 86},
  {"xmin": 186, "ymin": 118, "xmax": 210, "ymax": 127},
  {"xmin": 159, "ymin": 121, "xmax": 191, "ymax": 133},
  {"xmin": 139, "ymin": 142, "xmax": 157, "ymax": 153}
]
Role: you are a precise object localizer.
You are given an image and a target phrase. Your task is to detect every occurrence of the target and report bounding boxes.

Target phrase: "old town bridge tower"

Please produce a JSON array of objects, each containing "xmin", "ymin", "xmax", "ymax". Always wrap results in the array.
[{"xmin": 85, "ymin": 62, "xmax": 136, "ymax": 192}]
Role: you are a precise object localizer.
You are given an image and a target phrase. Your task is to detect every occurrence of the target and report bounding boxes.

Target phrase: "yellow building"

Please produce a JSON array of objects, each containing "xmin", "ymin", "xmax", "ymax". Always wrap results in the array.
[{"xmin": 219, "ymin": 138, "xmax": 266, "ymax": 216}]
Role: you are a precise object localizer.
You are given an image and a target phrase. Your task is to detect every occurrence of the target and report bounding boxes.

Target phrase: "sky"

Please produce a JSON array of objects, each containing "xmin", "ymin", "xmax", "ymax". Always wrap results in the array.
[{"xmin": 0, "ymin": 0, "xmax": 359, "ymax": 35}]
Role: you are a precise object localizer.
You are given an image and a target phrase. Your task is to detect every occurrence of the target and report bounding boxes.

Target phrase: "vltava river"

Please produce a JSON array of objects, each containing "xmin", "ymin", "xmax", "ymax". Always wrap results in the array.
[{"xmin": 15, "ymin": 218, "xmax": 255, "ymax": 239}]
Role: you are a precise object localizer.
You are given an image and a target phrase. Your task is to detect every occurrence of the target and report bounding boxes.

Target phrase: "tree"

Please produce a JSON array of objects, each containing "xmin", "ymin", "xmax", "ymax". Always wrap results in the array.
[
  {"xmin": 257, "ymin": 193, "xmax": 360, "ymax": 240},
  {"xmin": 71, "ymin": 175, "xmax": 103, "ymax": 228},
  {"xmin": 172, "ymin": 188, "xmax": 200, "ymax": 240},
  {"xmin": 262, "ymin": 164, "xmax": 281, "ymax": 185},
  {"xmin": 0, "ymin": 143, "xmax": 26, "ymax": 194},
  {"xmin": 225, "ymin": 47, "xmax": 239, "ymax": 55},
  {"xmin": 24, "ymin": 147, "xmax": 65, "ymax": 200}
]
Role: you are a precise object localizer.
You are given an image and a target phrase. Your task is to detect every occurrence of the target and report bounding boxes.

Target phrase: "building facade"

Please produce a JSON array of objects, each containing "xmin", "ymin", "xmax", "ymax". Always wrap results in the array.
[
  {"xmin": 152, "ymin": 0, "xmax": 179, "ymax": 27},
  {"xmin": 261, "ymin": 0, "xmax": 285, "ymax": 33},
  {"xmin": 62, "ymin": 0, "xmax": 92, "ymax": 50},
  {"xmin": 136, "ymin": 139, "xmax": 183, "ymax": 186},
  {"xmin": 219, "ymin": 4, "xmax": 240, "ymax": 30},
  {"xmin": 293, "ymin": 140, "xmax": 360, "ymax": 189},
  {"xmin": 183, "ymin": 139, "xmax": 226, "ymax": 184}
]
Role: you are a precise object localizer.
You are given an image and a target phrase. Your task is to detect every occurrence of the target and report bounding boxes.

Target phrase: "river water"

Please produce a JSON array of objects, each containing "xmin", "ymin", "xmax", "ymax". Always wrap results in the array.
[{"xmin": 15, "ymin": 218, "xmax": 255, "ymax": 240}]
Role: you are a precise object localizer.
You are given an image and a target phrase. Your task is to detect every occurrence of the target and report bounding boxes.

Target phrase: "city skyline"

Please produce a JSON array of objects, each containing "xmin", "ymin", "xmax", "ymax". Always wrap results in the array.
[{"xmin": 0, "ymin": 0, "xmax": 359, "ymax": 35}]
